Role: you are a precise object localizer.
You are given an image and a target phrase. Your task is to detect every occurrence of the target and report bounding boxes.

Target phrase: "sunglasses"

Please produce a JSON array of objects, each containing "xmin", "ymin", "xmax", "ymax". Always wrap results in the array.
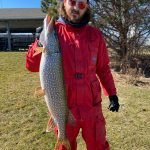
[{"xmin": 68, "ymin": 0, "xmax": 87, "ymax": 10}]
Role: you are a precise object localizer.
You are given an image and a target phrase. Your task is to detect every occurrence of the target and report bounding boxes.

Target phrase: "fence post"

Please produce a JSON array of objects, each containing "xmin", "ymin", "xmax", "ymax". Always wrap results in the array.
[{"xmin": 6, "ymin": 22, "xmax": 11, "ymax": 51}]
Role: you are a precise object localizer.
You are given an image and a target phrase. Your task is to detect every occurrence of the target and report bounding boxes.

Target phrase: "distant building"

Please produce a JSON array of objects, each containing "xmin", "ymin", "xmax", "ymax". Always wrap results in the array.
[{"xmin": 0, "ymin": 8, "xmax": 45, "ymax": 51}]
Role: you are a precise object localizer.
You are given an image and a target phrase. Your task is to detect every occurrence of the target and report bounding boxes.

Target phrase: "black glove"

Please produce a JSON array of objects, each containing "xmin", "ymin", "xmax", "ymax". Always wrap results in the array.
[{"xmin": 108, "ymin": 95, "xmax": 120, "ymax": 112}]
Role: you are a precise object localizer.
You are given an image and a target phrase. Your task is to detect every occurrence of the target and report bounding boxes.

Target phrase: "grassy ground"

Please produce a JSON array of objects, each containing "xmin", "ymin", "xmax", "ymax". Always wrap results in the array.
[{"xmin": 0, "ymin": 52, "xmax": 150, "ymax": 150}]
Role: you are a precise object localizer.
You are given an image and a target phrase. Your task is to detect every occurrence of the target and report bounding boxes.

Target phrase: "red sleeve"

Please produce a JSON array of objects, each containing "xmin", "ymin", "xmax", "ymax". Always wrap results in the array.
[{"xmin": 96, "ymin": 31, "xmax": 117, "ymax": 96}]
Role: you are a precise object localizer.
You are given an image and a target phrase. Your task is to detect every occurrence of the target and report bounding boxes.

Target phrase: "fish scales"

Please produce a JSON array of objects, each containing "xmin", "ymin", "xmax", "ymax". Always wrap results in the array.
[{"xmin": 40, "ymin": 28, "xmax": 68, "ymax": 140}]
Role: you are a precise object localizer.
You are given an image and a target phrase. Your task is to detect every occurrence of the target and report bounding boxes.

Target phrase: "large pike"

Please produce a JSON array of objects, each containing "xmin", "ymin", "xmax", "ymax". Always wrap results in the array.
[{"xmin": 35, "ymin": 16, "xmax": 75, "ymax": 150}]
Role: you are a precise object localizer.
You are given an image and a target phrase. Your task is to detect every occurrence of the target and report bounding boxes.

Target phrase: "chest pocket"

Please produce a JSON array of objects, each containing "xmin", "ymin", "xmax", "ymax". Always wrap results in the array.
[{"xmin": 88, "ymin": 33, "xmax": 99, "ymax": 67}]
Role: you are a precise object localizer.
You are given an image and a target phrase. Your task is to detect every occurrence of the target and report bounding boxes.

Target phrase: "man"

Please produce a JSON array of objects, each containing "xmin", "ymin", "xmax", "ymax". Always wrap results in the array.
[{"xmin": 46, "ymin": 0, "xmax": 120, "ymax": 149}]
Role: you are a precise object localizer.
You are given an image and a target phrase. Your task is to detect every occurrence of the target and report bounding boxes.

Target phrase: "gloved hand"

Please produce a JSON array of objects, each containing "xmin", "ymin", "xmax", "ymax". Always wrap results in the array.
[{"xmin": 108, "ymin": 95, "xmax": 120, "ymax": 112}]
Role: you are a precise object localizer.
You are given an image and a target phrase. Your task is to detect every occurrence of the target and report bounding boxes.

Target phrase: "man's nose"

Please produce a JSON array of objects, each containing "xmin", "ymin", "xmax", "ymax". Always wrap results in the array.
[
  {"xmin": 73, "ymin": 5, "xmax": 79, "ymax": 10},
  {"xmin": 72, "ymin": 2, "xmax": 80, "ymax": 10}
]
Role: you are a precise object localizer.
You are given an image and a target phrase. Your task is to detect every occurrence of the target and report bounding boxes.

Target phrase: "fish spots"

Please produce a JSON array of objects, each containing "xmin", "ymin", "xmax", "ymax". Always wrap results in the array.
[{"xmin": 40, "ymin": 29, "xmax": 68, "ymax": 140}]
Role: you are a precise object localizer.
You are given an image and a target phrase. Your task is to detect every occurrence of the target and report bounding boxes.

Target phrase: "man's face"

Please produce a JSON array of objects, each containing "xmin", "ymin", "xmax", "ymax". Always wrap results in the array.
[{"xmin": 64, "ymin": 0, "xmax": 88, "ymax": 23}]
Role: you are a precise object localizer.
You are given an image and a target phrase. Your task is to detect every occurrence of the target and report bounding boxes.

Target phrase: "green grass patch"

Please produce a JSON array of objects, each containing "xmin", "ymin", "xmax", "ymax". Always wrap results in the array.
[{"xmin": 0, "ymin": 52, "xmax": 150, "ymax": 150}]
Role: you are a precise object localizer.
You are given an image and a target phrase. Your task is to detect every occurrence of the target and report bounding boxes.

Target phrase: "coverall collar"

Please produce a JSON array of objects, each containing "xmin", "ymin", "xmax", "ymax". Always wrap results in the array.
[{"xmin": 57, "ymin": 13, "xmax": 90, "ymax": 28}]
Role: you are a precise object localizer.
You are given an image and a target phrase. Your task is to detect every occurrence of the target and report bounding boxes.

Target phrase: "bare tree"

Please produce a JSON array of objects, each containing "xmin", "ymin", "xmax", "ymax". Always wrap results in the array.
[{"xmin": 90, "ymin": 0, "xmax": 150, "ymax": 72}]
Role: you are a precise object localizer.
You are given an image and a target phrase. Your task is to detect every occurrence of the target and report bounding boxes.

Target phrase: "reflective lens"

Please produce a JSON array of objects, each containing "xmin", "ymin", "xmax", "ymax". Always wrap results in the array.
[{"xmin": 69, "ymin": 0, "xmax": 87, "ymax": 10}]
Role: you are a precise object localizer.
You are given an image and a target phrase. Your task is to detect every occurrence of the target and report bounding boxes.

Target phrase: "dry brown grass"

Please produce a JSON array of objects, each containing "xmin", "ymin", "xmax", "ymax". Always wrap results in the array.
[{"xmin": 0, "ymin": 52, "xmax": 150, "ymax": 150}]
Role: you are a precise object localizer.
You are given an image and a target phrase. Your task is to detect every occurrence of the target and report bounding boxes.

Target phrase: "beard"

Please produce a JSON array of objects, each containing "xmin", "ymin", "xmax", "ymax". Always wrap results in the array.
[{"xmin": 67, "ymin": 9, "xmax": 85, "ymax": 23}]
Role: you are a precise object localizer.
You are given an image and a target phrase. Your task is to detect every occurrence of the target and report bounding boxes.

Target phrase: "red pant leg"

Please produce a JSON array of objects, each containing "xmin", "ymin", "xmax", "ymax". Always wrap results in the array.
[
  {"xmin": 81, "ymin": 113, "xmax": 110, "ymax": 150},
  {"xmin": 54, "ymin": 121, "xmax": 81, "ymax": 150}
]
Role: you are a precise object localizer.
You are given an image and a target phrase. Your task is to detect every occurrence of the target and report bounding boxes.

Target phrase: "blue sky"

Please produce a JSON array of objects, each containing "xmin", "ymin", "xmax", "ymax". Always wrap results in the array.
[{"xmin": 0, "ymin": 0, "xmax": 41, "ymax": 8}]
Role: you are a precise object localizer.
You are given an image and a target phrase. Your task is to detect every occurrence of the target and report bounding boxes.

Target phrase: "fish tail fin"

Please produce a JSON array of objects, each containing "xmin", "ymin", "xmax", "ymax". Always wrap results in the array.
[
  {"xmin": 54, "ymin": 138, "xmax": 71, "ymax": 150},
  {"xmin": 34, "ymin": 87, "xmax": 45, "ymax": 97},
  {"xmin": 67, "ymin": 110, "xmax": 76, "ymax": 126},
  {"xmin": 46, "ymin": 117, "xmax": 56, "ymax": 133}
]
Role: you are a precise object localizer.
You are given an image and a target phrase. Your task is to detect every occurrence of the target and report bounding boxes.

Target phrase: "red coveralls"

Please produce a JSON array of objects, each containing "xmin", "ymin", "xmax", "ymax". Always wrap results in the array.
[{"xmin": 50, "ymin": 21, "xmax": 117, "ymax": 150}]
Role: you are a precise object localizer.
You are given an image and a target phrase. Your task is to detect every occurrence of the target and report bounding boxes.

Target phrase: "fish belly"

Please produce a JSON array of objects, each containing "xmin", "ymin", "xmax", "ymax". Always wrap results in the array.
[{"xmin": 40, "ymin": 53, "xmax": 67, "ymax": 139}]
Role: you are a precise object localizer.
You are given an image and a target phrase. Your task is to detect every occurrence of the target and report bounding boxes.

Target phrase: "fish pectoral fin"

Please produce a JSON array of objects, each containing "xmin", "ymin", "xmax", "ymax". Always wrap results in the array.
[
  {"xmin": 33, "ymin": 47, "xmax": 45, "ymax": 56},
  {"xmin": 46, "ymin": 117, "xmax": 56, "ymax": 133},
  {"xmin": 34, "ymin": 87, "xmax": 45, "ymax": 97},
  {"xmin": 54, "ymin": 138, "xmax": 71, "ymax": 150}
]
